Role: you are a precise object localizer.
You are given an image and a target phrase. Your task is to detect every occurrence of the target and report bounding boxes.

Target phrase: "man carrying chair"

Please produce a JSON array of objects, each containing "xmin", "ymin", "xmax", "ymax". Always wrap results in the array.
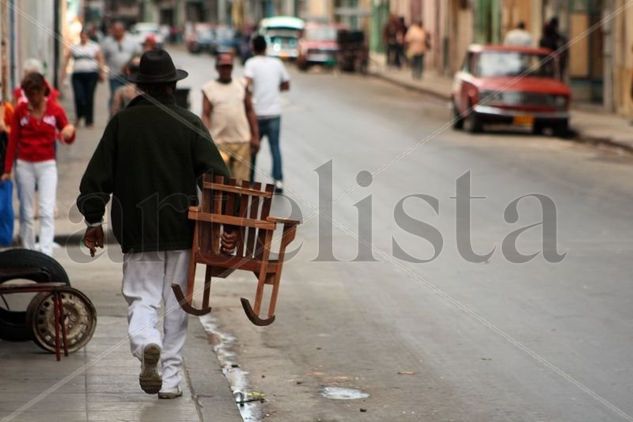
[{"xmin": 77, "ymin": 49, "xmax": 235, "ymax": 399}]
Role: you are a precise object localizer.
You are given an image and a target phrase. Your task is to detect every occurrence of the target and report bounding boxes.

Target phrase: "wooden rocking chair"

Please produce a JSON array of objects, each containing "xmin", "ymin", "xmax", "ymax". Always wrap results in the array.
[{"xmin": 172, "ymin": 175, "xmax": 300, "ymax": 326}]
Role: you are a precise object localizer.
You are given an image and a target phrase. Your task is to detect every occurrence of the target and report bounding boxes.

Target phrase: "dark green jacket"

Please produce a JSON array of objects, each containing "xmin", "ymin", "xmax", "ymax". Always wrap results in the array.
[{"xmin": 77, "ymin": 95, "xmax": 230, "ymax": 253}]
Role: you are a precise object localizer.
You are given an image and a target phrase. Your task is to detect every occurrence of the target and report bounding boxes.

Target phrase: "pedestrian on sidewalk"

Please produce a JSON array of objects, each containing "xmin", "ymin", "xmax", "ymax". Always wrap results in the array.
[
  {"xmin": 12, "ymin": 59, "xmax": 60, "ymax": 107},
  {"xmin": 201, "ymin": 53, "xmax": 259, "ymax": 182},
  {"xmin": 101, "ymin": 21, "xmax": 141, "ymax": 113},
  {"xmin": 383, "ymin": 14, "xmax": 400, "ymax": 68},
  {"xmin": 504, "ymin": 21, "xmax": 533, "ymax": 47},
  {"xmin": 77, "ymin": 49, "xmax": 234, "ymax": 399},
  {"xmin": 244, "ymin": 35, "xmax": 290, "ymax": 192},
  {"xmin": 396, "ymin": 16, "xmax": 408, "ymax": 67},
  {"xmin": 1, "ymin": 73, "xmax": 76, "ymax": 256},
  {"xmin": 540, "ymin": 17, "xmax": 568, "ymax": 80},
  {"xmin": 405, "ymin": 20, "xmax": 430, "ymax": 80},
  {"xmin": 61, "ymin": 30, "xmax": 105, "ymax": 128},
  {"xmin": 111, "ymin": 56, "xmax": 141, "ymax": 115}
]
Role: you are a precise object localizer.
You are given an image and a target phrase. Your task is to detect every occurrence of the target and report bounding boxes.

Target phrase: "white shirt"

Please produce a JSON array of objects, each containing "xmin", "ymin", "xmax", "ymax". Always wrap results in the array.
[
  {"xmin": 243, "ymin": 55, "xmax": 290, "ymax": 117},
  {"xmin": 71, "ymin": 41, "xmax": 101, "ymax": 73},
  {"xmin": 504, "ymin": 29, "xmax": 534, "ymax": 47}
]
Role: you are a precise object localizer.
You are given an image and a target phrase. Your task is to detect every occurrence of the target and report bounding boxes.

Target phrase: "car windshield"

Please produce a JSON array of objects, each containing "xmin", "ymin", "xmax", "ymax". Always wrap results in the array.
[
  {"xmin": 305, "ymin": 26, "xmax": 337, "ymax": 41},
  {"xmin": 477, "ymin": 52, "xmax": 556, "ymax": 78}
]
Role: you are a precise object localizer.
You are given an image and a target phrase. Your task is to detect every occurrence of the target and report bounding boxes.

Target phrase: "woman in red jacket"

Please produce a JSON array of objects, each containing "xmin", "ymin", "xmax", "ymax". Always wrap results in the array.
[{"xmin": 1, "ymin": 73, "xmax": 75, "ymax": 256}]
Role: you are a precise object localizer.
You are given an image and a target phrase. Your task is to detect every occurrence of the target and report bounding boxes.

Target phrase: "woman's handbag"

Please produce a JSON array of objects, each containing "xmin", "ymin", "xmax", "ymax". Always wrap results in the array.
[{"xmin": 0, "ymin": 179, "xmax": 14, "ymax": 246}]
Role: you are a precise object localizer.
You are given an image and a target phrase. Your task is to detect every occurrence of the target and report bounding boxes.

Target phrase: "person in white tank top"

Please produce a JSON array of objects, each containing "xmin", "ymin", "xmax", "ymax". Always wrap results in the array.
[{"xmin": 201, "ymin": 53, "xmax": 259, "ymax": 182}]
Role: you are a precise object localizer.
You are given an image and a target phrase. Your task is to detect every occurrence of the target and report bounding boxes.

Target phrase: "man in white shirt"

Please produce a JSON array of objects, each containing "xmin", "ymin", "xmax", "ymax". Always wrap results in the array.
[
  {"xmin": 243, "ymin": 35, "xmax": 290, "ymax": 192},
  {"xmin": 504, "ymin": 21, "xmax": 534, "ymax": 47}
]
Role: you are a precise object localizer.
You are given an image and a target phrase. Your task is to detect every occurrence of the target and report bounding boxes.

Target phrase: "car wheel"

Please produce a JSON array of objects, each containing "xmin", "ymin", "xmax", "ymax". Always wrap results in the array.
[
  {"xmin": 452, "ymin": 101, "xmax": 464, "ymax": 130},
  {"xmin": 27, "ymin": 287, "xmax": 97, "ymax": 354},
  {"xmin": 553, "ymin": 120, "xmax": 569, "ymax": 138},
  {"xmin": 532, "ymin": 123, "xmax": 545, "ymax": 135},
  {"xmin": 464, "ymin": 108, "xmax": 483, "ymax": 134}
]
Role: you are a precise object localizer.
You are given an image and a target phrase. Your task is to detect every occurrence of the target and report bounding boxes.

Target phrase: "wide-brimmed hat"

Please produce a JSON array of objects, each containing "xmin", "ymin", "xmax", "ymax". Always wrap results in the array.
[{"xmin": 126, "ymin": 49, "xmax": 188, "ymax": 83}]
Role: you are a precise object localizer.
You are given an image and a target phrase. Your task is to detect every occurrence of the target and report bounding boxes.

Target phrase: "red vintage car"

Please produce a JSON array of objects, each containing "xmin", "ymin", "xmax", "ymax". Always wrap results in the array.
[{"xmin": 451, "ymin": 45, "xmax": 571, "ymax": 136}]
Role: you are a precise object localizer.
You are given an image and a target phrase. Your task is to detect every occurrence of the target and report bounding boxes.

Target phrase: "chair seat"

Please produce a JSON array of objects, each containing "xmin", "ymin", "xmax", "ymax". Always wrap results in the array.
[{"xmin": 196, "ymin": 252, "xmax": 281, "ymax": 274}]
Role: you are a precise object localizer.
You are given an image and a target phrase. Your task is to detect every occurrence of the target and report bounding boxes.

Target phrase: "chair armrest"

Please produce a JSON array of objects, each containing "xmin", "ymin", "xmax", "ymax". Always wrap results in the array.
[{"xmin": 266, "ymin": 216, "xmax": 301, "ymax": 226}]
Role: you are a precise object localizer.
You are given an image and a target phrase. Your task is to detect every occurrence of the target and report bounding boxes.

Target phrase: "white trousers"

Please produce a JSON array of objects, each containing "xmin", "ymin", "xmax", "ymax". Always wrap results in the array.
[
  {"xmin": 122, "ymin": 250, "xmax": 190, "ymax": 391},
  {"xmin": 15, "ymin": 159, "xmax": 57, "ymax": 256}
]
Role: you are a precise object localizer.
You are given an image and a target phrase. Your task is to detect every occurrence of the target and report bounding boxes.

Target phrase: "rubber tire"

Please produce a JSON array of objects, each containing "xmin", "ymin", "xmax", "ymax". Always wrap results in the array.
[
  {"xmin": 465, "ymin": 110, "xmax": 483, "ymax": 134},
  {"xmin": 532, "ymin": 123, "xmax": 545, "ymax": 135},
  {"xmin": 0, "ymin": 249, "xmax": 70, "ymax": 341},
  {"xmin": 452, "ymin": 101, "xmax": 464, "ymax": 130},
  {"xmin": 26, "ymin": 287, "xmax": 97, "ymax": 354},
  {"xmin": 0, "ymin": 308, "xmax": 30, "ymax": 341},
  {"xmin": 553, "ymin": 120, "xmax": 569, "ymax": 138},
  {"xmin": 0, "ymin": 249, "xmax": 70, "ymax": 285}
]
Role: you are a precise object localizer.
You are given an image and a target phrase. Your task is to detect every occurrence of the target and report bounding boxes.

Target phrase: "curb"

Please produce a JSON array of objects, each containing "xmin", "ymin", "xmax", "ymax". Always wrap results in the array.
[
  {"xmin": 369, "ymin": 70, "xmax": 633, "ymax": 155},
  {"xmin": 368, "ymin": 69, "xmax": 451, "ymax": 101}
]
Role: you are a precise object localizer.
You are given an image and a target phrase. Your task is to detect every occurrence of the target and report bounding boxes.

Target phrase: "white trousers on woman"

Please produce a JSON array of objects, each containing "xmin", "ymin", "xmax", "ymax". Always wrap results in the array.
[
  {"xmin": 121, "ymin": 250, "xmax": 190, "ymax": 391},
  {"xmin": 15, "ymin": 159, "xmax": 57, "ymax": 256}
]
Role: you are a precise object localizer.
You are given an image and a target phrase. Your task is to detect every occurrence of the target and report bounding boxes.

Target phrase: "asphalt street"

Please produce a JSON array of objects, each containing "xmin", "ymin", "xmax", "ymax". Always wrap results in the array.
[{"xmin": 167, "ymin": 49, "xmax": 633, "ymax": 422}]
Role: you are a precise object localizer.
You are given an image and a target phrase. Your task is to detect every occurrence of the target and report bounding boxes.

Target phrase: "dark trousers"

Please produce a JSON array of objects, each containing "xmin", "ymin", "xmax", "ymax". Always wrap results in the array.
[
  {"xmin": 411, "ymin": 53, "xmax": 425, "ymax": 79},
  {"xmin": 71, "ymin": 72, "xmax": 99, "ymax": 125},
  {"xmin": 250, "ymin": 116, "xmax": 282, "ymax": 182}
]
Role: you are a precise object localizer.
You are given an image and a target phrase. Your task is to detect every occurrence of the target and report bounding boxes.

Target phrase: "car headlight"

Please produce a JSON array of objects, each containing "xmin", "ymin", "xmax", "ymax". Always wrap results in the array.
[
  {"xmin": 479, "ymin": 90, "xmax": 503, "ymax": 104},
  {"xmin": 554, "ymin": 95, "xmax": 567, "ymax": 109}
]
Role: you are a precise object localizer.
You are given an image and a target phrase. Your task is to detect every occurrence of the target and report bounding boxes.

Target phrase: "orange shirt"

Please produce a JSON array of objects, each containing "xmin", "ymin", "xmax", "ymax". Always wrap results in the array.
[{"xmin": 1, "ymin": 102, "xmax": 14, "ymax": 134}]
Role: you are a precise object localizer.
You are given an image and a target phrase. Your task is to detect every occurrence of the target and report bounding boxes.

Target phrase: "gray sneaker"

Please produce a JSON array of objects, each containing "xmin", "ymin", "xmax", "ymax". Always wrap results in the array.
[
  {"xmin": 158, "ymin": 387, "xmax": 183, "ymax": 399},
  {"xmin": 139, "ymin": 343, "xmax": 162, "ymax": 394}
]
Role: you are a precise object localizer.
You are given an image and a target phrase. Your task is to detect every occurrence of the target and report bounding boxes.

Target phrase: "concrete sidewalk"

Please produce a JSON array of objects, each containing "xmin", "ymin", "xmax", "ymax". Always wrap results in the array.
[
  {"xmin": 369, "ymin": 53, "xmax": 633, "ymax": 153},
  {"xmin": 1, "ymin": 78, "xmax": 241, "ymax": 421},
  {"xmin": 0, "ymin": 247, "xmax": 241, "ymax": 422}
]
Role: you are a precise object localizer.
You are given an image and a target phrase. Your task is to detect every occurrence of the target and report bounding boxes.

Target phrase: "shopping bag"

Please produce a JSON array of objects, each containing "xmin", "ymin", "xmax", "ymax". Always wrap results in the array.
[{"xmin": 0, "ymin": 180, "xmax": 14, "ymax": 246}]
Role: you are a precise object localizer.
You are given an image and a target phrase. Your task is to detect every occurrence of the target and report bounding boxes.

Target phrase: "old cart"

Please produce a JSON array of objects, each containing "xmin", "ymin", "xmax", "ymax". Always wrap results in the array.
[
  {"xmin": 173, "ymin": 175, "xmax": 300, "ymax": 326},
  {"xmin": 0, "ymin": 249, "xmax": 96, "ymax": 360}
]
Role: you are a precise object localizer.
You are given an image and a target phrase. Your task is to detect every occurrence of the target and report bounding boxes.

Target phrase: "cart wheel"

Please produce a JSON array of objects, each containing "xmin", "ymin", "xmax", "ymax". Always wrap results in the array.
[
  {"xmin": 0, "ymin": 249, "xmax": 70, "ymax": 285},
  {"xmin": 26, "ymin": 287, "xmax": 97, "ymax": 354}
]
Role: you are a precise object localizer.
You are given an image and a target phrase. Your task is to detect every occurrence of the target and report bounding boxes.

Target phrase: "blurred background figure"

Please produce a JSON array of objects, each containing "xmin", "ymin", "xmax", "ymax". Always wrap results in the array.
[
  {"xmin": 61, "ymin": 30, "xmax": 105, "ymax": 128},
  {"xmin": 383, "ymin": 14, "xmax": 400, "ymax": 68},
  {"xmin": 201, "ymin": 53, "xmax": 259, "ymax": 182},
  {"xmin": 504, "ymin": 21, "xmax": 533, "ymax": 46},
  {"xmin": 540, "ymin": 17, "xmax": 568, "ymax": 79},
  {"xmin": 1, "ymin": 73, "xmax": 76, "ymax": 256},
  {"xmin": 111, "ymin": 56, "xmax": 141, "ymax": 115},
  {"xmin": 101, "ymin": 21, "xmax": 142, "ymax": 112},
  {"xmin": 396, "ymin": 16, "xmax": 408, "ymax": 67},
  {"xmin": 12, "ymin": 59, "xmax": 60, "ymax": 107},
  {"xmin": 405, "ymin": 20, "xmax": 430, "ymax": 80},
  {"xmin": 244, "ymin": 35, "xmax": 290, "ymax": 192},
  {"xmin": 143, "ymin": 34, "xmax": 158, "ymax": 52}
]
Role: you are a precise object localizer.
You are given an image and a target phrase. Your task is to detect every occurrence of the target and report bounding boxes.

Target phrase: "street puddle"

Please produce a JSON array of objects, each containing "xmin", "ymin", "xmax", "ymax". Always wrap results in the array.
[
  {"xmin": 200, "ymin": 315, "xmax": 263, "ymax": 422},
  {"xmin": 321, "ymin": 386, "xmax": 369, "ymax": 400}
]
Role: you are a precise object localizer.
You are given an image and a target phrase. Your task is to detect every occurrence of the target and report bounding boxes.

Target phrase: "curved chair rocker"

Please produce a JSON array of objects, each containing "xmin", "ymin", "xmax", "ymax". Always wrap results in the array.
[{"xmin": 172, "ymin": 175, "xmax": 300, "ymax": 326}]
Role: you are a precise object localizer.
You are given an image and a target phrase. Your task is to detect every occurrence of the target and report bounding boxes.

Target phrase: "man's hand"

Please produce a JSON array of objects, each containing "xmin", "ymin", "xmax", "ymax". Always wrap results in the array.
[
  {"xmin": 250, "ymin": 137, "xmax": 260, "ymax": 155},
  {"xmin": 220, "ymin": 228, "xmax": 239, "ymax": 254},
  {"xmin": 83, "ymin": 226, "xmax": 104, "ymax": 257},
  {"xmin": 0, "ymin": 173, "xmax": 11, "ymax": 182}
]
